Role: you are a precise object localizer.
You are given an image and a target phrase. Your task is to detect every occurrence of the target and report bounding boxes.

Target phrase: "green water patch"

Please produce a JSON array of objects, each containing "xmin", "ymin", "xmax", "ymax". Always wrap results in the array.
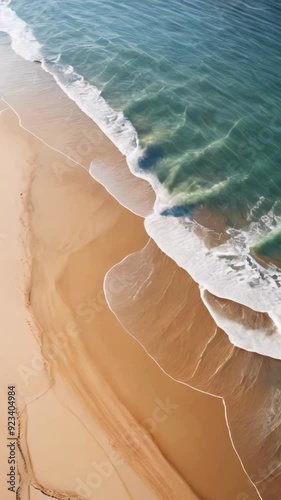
[{"xmin": 253, "ymin": 229, "xmax": 281, "ymax": 263}]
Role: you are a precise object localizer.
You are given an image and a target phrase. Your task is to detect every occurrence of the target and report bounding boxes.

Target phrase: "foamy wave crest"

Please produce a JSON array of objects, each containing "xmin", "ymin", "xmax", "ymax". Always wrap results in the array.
[
  {"xmin": 0, "ymin": 1, "xmax": 159, "ymax": 191},
  {"xmin": 0, "ymin": 0, "xmax": 41, "ymax": 61},
  {"xmin": 200, "ymin": 288, "xmax": 281, "ymax": 360},
  {"xmin": 41, "ymin": 61, "xmax": 139, "ymax": 157},
  {"xmin": 0, "ymin": 0, "xmax": 164, "ymax": 208},
  {"xmin": 40, "ymin": 61, "xmax": 166, "ymax": 201},
  {"xmin": 145, "ymin": 212, "xmax": 281, "ymax": 358}
]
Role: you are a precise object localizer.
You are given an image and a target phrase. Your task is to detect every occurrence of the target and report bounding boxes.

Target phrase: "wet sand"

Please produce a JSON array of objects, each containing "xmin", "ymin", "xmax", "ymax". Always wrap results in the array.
[
  {"xmin": 106, "ymin": 239, "xmax": 281, "ymax": 500},
  {"xmin": 0, "ymin": 89, "xmax": 259, "ymax": 500}
]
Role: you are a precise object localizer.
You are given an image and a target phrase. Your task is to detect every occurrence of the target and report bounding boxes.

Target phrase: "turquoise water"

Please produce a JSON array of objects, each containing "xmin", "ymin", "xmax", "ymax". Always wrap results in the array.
[{"xmin": 5, "ymin": 0, "xmax": 281, "ymax": 250}]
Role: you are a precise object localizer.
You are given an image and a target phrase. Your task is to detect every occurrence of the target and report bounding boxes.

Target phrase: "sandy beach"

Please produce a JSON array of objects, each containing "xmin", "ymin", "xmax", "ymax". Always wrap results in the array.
[
  {"xmin": 1, "ymin": 0, "xmax": 281, "ymax": 496},
  {"xmin": 0, "ymin": 49, "xmax": 261, "ymax": 499}
]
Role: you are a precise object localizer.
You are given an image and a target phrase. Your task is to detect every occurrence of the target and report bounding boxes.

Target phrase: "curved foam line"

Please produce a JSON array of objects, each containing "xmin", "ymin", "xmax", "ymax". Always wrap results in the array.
[
  {"xmin": 144, "ymin": 214, "xmax": 281, "ymax": 349},
  {"xmin": 200, "ymin": 286, "xmax": 281, "ymax": 361},
  {"xmin": 102, "ymin": 240, "xmax": 262, "ymax": 500}
]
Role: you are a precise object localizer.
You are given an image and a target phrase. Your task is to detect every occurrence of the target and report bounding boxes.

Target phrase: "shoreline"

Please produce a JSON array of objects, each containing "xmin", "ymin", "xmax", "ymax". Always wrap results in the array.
[
  {"xmin": 1, "ymin": 105, "xmax": 194, "ymax": 499},
  {"xmin": 0, "ymin": 86, "xmax": 259, "ymax": 498},
  {"xmin": 1, "ymin": 22, "xmax": 280, "ymax": 362},
  {"xmin": 1, "ymin": 3, "xmax": 281, "ymax": 499}
]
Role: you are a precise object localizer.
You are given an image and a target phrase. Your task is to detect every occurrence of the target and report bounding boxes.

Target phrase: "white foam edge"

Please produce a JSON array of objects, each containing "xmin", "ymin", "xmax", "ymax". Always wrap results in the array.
[
  {"xmin": 0, "ymin": 1, "xmax": 42, "ymax": 61},
  {"xmin": 201, "ymin": 286, "xmax": 281, "ymax": 360}
]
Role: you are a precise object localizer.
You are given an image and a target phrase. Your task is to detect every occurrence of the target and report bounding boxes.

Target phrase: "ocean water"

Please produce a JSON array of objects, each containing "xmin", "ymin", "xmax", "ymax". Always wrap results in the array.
[{"xmin": 1, "ymin": 0, "xmax": 281, "ymax": 358}]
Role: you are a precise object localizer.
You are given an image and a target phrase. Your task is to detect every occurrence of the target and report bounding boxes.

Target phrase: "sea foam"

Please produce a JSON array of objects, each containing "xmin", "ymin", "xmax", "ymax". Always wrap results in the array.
[
  {"xmin": 0, "ymin": 0, "xmax": 41, "ymax": 61},
  {"xmin": 0, "ymin": 1, "xmax": 164, "ymax": 198},
  {"xmin": 144, "ymin": 212, "xmax": 281, "ymax": 359},
  {"xmin": 201, "ymin": 288, "xmax": 281, "ymax": 360},
  {"xmin": 1, "ymin": 0, "xmax": 281, "ymax": 360}
]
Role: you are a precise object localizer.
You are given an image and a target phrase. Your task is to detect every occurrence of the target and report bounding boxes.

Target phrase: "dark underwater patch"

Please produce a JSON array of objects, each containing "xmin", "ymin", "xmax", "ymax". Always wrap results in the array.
[
  {"xmin": 139, "ymin": 145, "xmax": 164, "ymax": 171},
  {"xmin": 161, "ymin": 205, "xmax": 194, "ymax": 217}
]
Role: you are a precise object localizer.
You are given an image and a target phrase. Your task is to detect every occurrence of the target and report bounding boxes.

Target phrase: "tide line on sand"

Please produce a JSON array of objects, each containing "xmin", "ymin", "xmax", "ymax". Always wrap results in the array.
[{"xmin": 0, "ymin": 90, "xmax": 261, "ymax": 499}]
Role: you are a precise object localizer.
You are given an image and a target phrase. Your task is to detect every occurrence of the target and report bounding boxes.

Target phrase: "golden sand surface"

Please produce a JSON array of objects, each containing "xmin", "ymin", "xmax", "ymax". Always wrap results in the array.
[
  {"xmin": 106, "ymin": 239, "xmax": 281, "ymax": 500},
  {"xmin": 0, "ymin": 93, "xmax": 260, "ymax": 500}
]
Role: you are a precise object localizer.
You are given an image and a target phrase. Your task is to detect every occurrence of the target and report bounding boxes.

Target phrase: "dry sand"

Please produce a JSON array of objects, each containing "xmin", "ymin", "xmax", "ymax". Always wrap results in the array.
[{"xmin": 0, "ymin": 94, "xmax": 259, "ymax": 500}]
